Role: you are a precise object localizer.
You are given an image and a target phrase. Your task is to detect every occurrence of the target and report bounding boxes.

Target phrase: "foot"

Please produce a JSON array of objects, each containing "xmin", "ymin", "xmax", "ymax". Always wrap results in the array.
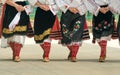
[
  {"xmin": 43, "ymin": 57, "xmax": 50, "ymax": 62},
  {"xmin": 14, "ymin": 56, "xmax": 21, "ymax": 62},
  {"xmin": 70, "ymin": 57, "xmax": 77, "ymax": 62},
  {"xmin": 99, "ymin": 56, "xmax": 106, "ymax": 62}
]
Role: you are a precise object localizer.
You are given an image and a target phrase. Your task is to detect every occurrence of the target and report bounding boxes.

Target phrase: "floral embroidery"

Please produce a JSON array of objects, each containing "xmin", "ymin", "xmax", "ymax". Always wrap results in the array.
[
  {"xmin": 94, "ymin": 20, "xmax": 113, "ymax": 32},
  {"xmin": 104, "ymin": 21, "xmax": 108, "ymax": 25},
  {"xmin": 73, "ymin": 21, "xmax": 80, "ymax": 32},
  {"xmin": 95, "ymin": 27, "xmax": 98, "ymax": 30},
  {"xmin": 62, "ymin": 20, "xmax": 81, "ymax": 38},
  {"xmin": 98, "ymin": 24, "xmax": 102, "ymax": 27},
  {"xmin": 104, "ymin": 26, "xmax": 107, "ymax": 29}
]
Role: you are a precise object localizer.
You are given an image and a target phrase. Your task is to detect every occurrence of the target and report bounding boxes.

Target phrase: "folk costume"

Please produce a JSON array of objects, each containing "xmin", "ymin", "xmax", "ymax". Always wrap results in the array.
[
  {"xmin": 0, "ymin": 0, "xmax": 32, "ymax": 62},
  {"xmin": 109, "ymin": 0, "xmax": 120, "ymax": 45},
  {"xmin": 91, "ymin": 0, "xmax": 118, "ymax": 62},
  {"xmin": 28, "ymin": 0, "xmax": 61, "ymax": 62},
  {"xmin": 55, "ymin": 0, "xmax": 99, "ymax": 62}
]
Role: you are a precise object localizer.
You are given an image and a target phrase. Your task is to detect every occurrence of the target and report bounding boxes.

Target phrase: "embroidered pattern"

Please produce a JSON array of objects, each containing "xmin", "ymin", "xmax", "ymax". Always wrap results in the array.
[
  {"xmin": 34, "ymin": 28, "xmax": 51, "ymax": 41},
  {"xmin": 3, "ymin": 26, "xmax": 27, "ymax": 34},
  {"xmin": 93, "ymin": 20, "xmax": 113, "ymax": 32},
  {"xmin": 62, "ymin": 20, "xmax": 81, "ymax": 38}
]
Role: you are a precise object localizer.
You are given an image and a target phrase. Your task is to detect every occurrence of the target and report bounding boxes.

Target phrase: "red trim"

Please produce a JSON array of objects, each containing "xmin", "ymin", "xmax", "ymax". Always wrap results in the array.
[
  {"xmin": 84, "ymin": 20, "xmax": 88, "ymax": 29},
  {"xmin": 50, "ymin": 16, "xmax": 62, "ymax": 40}
]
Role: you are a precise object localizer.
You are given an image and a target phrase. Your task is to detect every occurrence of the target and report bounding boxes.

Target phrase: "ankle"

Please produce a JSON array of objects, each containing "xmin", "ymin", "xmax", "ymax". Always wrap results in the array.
[
  {"xmin": 14, "ymin": 56, "xmax": 21, "ymax": 62},
  {"xmin": 70, "ymin": 57, "xmax": 77, "ymax": 62},
  {"xmin": 43, "ymin": 57, "xmax": 50, "ymax": 62}
]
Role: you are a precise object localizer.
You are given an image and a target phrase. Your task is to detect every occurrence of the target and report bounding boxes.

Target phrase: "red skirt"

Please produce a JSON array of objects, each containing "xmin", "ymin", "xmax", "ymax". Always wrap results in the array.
[
  {"xmin": 50, "ymin": 16, "xmax": 62, "ymax": 40},
  {"xmin": 82, "ymin": 20, "xmax": 90, "ymax": 40}
]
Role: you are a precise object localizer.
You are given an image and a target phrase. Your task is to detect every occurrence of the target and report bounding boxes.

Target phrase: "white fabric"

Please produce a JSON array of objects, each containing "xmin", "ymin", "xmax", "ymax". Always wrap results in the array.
[
  {"xmin": 91, "ymin": 0, "xmax": 120, "ymax": 14},
  {"xmin": 27, "ymin": 0, "xmax": 37, "ymax": 6},
  {"xmin": 28, "ymin": 0, "xmax": 59, "ymax": 15},
  {"xmin": 55, "ymin": 0, "xmax": 100, "ymax": 16},
  {"xmin": 24, "ymin": 5, "xmax": 33, "ymax": 15},
  {"xmin": 7, "ymin": 35, "xmax": 25, "ymax": 45},
  {"xmin": 85, "ymin": 0, "xmax": 117, "ymax": 16},
  {"xmin": 13, "ymin": 0, "xmax": 26, "ymax": 2},
  {"xmin": 37, "ymin": 0, "xmax": 55, "ymax": 5},
  {"xmin": 1, "ymin": 0, "xmax": 6, "ymax": 4},
  {"xmin": 83, "ymin": 0, "xmax": 100, "ymax": 16},
  {"xmin": 92, "ymin": 0, "xmax": 118, "ymax": 14},
  {"xmin": 9, "ymin": 12, "xmax": 21, "ymax": 31},
  {"xmin": 49, "ymin": 5, "xmax": 59, "ymax": 15},
  {"xmin": 96, "ymin": 35, "xmax": 112, "ymax": 42},
  {"xmin": 9, "ymin": 5, "xmax": 32, "ymax": 31},
  {"xmin": 55, "ymin": 0, "xmax": 81, "ymax": 13},
  {"xmin": 1, "ymin": 35, "xmax": 25, "ymax": 48},
  {"xmin": 94, "ymin": 0, "xmax": 110, "ymax": 6},
  {"xmin": 55, "ymin": 0, "xmax": 69, "ymax": 13},
  {"xmin": 109, "ymin": 0, "xmax": 120, "ymax": 14},
  {"xmin": 70, "ymin": 41, "xmax": 82, "ymax": 46},
  {"xmin": 44, "ymin": 38, "xmax": 51, "ymax": 43},
  {"xmin": 1, "ymin": 36, "xmax": 9, "ymax": 48},
  {"xmin": 1, "ymin": 0, "xmax": 27, "ymax": 3}
]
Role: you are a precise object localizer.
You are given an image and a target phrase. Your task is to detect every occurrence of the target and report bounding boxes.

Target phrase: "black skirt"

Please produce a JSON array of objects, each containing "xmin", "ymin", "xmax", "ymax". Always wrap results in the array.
[
  {"xmin": 34, "ymin": 7, "xmax": 56, "ymax": 43},
  {"xmin": 117, "ymin": 15, "xmax": 120, "ymax": 42},
  {"xmin": 60, "ymin": 10, "xmax": 85, "ymax": 45},
  {"xmin": 92, "ymin": 5, "xmax": 115, "ymax": 40},
  {"xmin": 2, "ymin": 2, "xmax": 30, "ymax": 38}
]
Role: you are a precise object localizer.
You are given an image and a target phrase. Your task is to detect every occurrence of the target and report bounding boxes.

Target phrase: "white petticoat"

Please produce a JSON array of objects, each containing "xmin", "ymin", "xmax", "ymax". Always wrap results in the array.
[{"xmin": 1, "ymin": 35, "xmax": 25, "ymax": 48}]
